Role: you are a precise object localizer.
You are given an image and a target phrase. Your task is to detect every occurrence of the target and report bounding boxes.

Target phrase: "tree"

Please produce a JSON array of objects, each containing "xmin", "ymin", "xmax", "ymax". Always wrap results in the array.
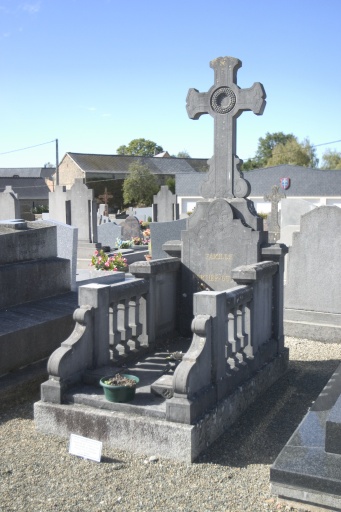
[
  {"xmin": 242, "ymin": 132, "xmax": 296, "ymax": 170},
  {"xmin": 242, "ymin": 132, "xmax": 318, "ymax": 170},
  {"xmin": 166, "ymin": 177, "xmax": 175, "ymax": 194},
  {"xmin": 122, "ymin": 161, "xmax": 159, "ymax": 207},
  {"xmin": 176, "ymin": 150, "xmax": 190, "ymax": 158},
  {"xmin": 266, "ymin": 137, "xmax": 318, "ymax": 168},
  {"xmin": 117, "ymin": 138, "xmax": 163, "ymax": 157},
  {"xmin": 320, "ymin": 149, "xmax": 341, "ymax": 170}
]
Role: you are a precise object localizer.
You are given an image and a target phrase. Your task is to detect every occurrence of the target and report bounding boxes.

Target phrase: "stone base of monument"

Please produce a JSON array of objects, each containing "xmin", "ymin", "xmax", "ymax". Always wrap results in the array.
[
  {"xmin": 270, "ymin": 361, "xmax": 341, "ymax": 511},
  {"xmin": 34, "ymin": 348, "xmax": 288, "ymax": 463}
]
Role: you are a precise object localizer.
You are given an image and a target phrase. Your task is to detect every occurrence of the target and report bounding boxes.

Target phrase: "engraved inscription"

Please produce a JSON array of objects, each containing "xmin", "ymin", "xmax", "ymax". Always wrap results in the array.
[
  {"xmin": 198, "ymin": 274, "xmax": 232, "ymax": 283},
  {"xmin": 206, "ymin": 253, "xmax": 233, "ymax": 262}
]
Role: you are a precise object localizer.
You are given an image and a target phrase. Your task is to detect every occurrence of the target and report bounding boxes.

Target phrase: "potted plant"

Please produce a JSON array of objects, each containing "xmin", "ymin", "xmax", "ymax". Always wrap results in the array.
[{"xmin": 99, "ymin": 373, "xmax": 139, "ymax": 402}]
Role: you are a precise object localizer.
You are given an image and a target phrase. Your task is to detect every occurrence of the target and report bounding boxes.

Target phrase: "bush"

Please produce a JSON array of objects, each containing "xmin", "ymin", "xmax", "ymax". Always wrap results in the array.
[{"xmin": 32, "ymin": 205, "xmax": 49, "ymax": 214}]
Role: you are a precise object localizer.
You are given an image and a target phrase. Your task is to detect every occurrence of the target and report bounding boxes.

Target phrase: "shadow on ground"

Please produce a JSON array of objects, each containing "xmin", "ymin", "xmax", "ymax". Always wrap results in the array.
[{"xmin": 196, "ymin": 358, "xmax": 341, "ymax": 468}]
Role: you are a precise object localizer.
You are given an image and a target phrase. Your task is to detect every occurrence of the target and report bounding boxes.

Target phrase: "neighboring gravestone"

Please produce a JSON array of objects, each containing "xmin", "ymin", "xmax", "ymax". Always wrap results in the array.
[
  {"xmin": 279, "ymin": 198, "xmax": 317, "ymax": 247},
  {"xmin": 150, "ymin": 218, "xmax": 187, "ymax": 260},
  {"xmin": 49, "ymin": 179, "xmax": 98, "ymax": 243},
  {"xmin": 121, "ymin": 215, "xmax": 141, "ymax": 240},
  {"xmin": 98, "ymin": 187, "xmax": 113, "ymax": 216},
  {"xmin": 97, "ymin": 222, "xmax": 122, "ymax": 248},
  {"xmin": 264, "ymin": 185, "xmax": 285, "ymax": 243},
  {"xmin": 69, "ymin": 179, "xmax": 98, "ymax": 242},
  {"xmin": 49, "ymin": 185, "xmax": 70, "ymax": 225},
  {"xmin": 0, "ymin": 186, "xmax": 20, "ymax": 220},
  {"xmin": 284, "ymin": 206, "xmax": 341, "ymax": 342},
  {"xmin": 153, "ymin": 186, "xmax": 179, "ymax": 222},
  {"xmin": 44, "ymin": 219, "xmax": 78, "ymax": 291}
]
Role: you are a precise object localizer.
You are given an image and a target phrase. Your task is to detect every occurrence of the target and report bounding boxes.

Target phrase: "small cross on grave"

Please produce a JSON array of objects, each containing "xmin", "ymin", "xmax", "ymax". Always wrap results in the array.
[
  {"xmin": 98, "ymin": 187, "xmax": 113, "ymax": 216},
  {"xmin": 186, "ymin": 56, "xmax": 266, "ymax": 199},
  {"xmin": 264, "ymin": 185, "xmax": 286, "ymax": 243}
]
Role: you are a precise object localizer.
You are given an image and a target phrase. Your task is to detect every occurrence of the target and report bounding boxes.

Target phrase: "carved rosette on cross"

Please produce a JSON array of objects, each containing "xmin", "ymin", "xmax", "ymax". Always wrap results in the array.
[{"xmin": 186, "ymin": 56, "xmax": 266, "ymax": 200}]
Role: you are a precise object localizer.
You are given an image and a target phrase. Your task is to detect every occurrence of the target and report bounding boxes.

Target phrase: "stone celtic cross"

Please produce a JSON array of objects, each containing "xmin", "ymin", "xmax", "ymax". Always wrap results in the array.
[
  {"xmin": 264, "ymin": 185, "xmax": 286, "ymax": 243},
  {"xmin": 186, "ymin": 56, "xmax": 266, "ymax": 199},
  {"xmin": 98, "ymin": 187, "xmax": 113, "ymax": 215}
]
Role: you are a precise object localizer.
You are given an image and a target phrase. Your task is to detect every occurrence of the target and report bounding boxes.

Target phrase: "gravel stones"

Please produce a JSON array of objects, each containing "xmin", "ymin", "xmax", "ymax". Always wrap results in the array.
[{"xmin": 1, "ymin": 337, "xmax": 341, "ymax": 512}]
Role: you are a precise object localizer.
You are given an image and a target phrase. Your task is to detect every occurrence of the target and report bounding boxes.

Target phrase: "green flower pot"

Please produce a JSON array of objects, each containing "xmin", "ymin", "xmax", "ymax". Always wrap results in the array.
[{"xmin": 99, "ymin": 374, "xmax": 139, "ymax": 403}]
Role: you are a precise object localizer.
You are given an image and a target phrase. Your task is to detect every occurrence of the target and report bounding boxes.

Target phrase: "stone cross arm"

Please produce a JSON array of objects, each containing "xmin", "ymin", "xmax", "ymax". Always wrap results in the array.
[{"xmin": 186, "ymin": 82, "xmax": 266, "ymax": 120}]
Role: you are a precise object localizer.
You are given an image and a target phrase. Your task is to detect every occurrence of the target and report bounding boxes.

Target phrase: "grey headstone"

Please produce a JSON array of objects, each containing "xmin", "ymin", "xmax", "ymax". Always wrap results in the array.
[
  {"xmin": 69, "ymin": 179, "xmax": 97, "ymax": 242},
  {"xmin": 284, "ymin": 206, "xmax": 341, "ymax": 341},
  {"xmin": 49, "ymin": 185, "xmax": 68, "ymax": 224},
  {"xmin": 49, "ymin": 180, "xmax": 98, "ymax": 243},
  {"xmin": 150, "ymin": 218, "xmax": 187, "ymax": 259},
  {"xmin": 182, "ymin": 199, "xmax": 264, "ymax": 292},
  {"xmin": 97, "ymin": 222, "xmax": 122, "ymax": 249},
  {"xmin": 121, "ymin": 215, "xmax": 141, "ymax": 240},
  {"xmin": 180, "ymin": 57, "xmax": 267, "ymax": 333},
  {"xmin": 44, "ymin": 220, "xmax": 78, "ymax": 292},
  {"xmin": 0, "ymin": 186, "xmax": 20, "ymax": 220},
  {"xmin": 281, "ymin": 198, "xmax": 317, "ymax": 234},
  {"xmin": 153, "ymin": 186, "xmax": 179, "ymax": 222}
]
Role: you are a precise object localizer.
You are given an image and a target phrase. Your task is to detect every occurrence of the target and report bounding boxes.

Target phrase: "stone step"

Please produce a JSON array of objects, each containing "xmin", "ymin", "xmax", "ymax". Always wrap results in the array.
[{"xmin": 0, "ymin": 292, "xmax": 78, "ymax": 376}]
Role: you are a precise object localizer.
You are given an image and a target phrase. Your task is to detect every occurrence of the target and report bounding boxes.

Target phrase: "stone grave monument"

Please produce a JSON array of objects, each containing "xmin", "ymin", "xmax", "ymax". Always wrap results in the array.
[
  {"xmin": 98, "ymin": 187, "xmax": 113, "ymax": 217},
  {"xmin": 0, "ymin": 186, "xmax": 20, "ymax": 220},
  {"xmin": 49, "ymin": 179, "xmax": 100, "ymax": 269},
  {"xmin": 170, "ymin": 56, "xmax": 284, "ymax": 333},
  {"xmin": 153, "ymin": 186, "xmax": 179, "ymax": 222},
  {"xmin": 121, "ymin": 215, "xmax": 141, "ymax": 240},
  {"xmin": 35, "ymin": 56, "xmax": 288, "ymax": 463},
  {"xmin": 284, "ymin": 206, "xmax": 341, "ymax": 342},
  {"xmin": 0, "ymin": 219, "xmax": 77, "ymax": 376},
  {"xmin": 271, "ymin": 351, "xmax": 341, "ymax": 510},
  {"xmin": 264, "ymin": 184, "xmax": 286, "ymax": 243}
]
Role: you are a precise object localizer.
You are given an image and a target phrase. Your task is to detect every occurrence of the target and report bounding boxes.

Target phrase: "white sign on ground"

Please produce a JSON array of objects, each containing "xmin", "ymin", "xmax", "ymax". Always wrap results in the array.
[{"xmin": 69, "ymin": 433, "xmax": 102, "ymax": 462}]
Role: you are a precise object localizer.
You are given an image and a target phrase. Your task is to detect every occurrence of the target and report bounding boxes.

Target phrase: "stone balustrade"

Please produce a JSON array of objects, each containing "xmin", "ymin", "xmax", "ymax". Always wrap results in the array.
[
  {"xmin": 41, "ymin": 258, "xmax": 181, "ymax": 404},
  {"xmin": 166, "ymin": 260, "xmax": 280, "ymax": 424}
]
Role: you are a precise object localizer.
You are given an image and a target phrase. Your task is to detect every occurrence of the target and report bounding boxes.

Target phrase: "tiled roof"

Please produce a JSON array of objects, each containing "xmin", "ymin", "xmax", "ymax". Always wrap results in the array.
[
  {"xmin": 176, "ymin": 165, "xmax": 341, "ymax": 197},
  {"xmin": 67, "ymin": 152, "xmax": 209, "ymax": 175},
  {"xmin": 0, "ymin": 168, "xmax": 55, "ymax": 179},
  {"xmin": 0, "ymin": 178, "xmax": 50, "ymax": 200}
]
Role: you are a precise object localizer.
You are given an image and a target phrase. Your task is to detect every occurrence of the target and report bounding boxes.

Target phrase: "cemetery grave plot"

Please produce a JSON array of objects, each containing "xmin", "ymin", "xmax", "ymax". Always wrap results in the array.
[{"xmin": 35, "ymin": 56, "xmax": 288, "ymax": 463}]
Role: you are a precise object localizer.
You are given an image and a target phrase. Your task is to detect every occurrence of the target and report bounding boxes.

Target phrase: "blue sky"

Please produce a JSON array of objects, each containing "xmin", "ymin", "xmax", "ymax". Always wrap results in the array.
[{"xmin": 1, "ymin": 0, "xmax": 341, "ymax": 168}]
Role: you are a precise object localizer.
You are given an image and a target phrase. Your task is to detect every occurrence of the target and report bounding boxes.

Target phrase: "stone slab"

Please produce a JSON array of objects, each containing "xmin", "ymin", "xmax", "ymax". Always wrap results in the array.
[
  {"xmin": 285, "ymin": 207, "xmax": 341, "ymax": 315},
  {"xmin": 271, "ymin": 362, "xmax": 341, "ymax": 510},
  {"xmin": 0, "ymin": 292, "xmax": 77, "ymax": 375},
  {"xmin": 326, "ymin": 394, "xmax": 341, "ymax": 455},
  {"xmin": 150, "ymin": 218, "xmax": 186, "ymax": 259},
  {"xmin": 97, "ymin": 222, "xmax": 122, "ymax": 248},
  {"xmin": 0, "ymin": 258, "xmax": 71, "ymax": 309},
  {"xmin": 0, "ymin": 221, "xmax": 58, "ymax": 264}
]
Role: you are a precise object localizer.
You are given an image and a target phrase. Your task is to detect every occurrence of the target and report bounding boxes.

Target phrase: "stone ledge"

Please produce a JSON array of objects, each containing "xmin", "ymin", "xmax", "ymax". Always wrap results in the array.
[{"xmin": 34, "ymin": 348, "xmax": 288, "ymax": 462}]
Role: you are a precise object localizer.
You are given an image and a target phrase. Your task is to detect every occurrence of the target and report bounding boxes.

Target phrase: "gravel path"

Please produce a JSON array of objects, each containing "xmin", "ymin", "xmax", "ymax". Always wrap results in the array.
[{"xmin": 1, "ymin": 338, "xmax": 341, "ymax": 512}]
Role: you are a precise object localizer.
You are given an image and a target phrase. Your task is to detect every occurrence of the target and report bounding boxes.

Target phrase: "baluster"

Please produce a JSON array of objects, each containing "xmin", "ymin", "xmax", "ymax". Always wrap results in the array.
[
  {"xmin": 227, "ymin": 309, "xmax": 239, "ymax": 369},
  {"xmin": 117, "ymin": 299, "xmax": 133, "ymax": 355},
  {"xmin": 109, "ymin": 301, "xmax": 121, "ymax": 360},
  {"xmin": 242, "ymin": 301, "xmax": 254, "ymax": 357},
  {"xmin": 128, "ymin": 295, "xmax": 143, "ymax": 351}
]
